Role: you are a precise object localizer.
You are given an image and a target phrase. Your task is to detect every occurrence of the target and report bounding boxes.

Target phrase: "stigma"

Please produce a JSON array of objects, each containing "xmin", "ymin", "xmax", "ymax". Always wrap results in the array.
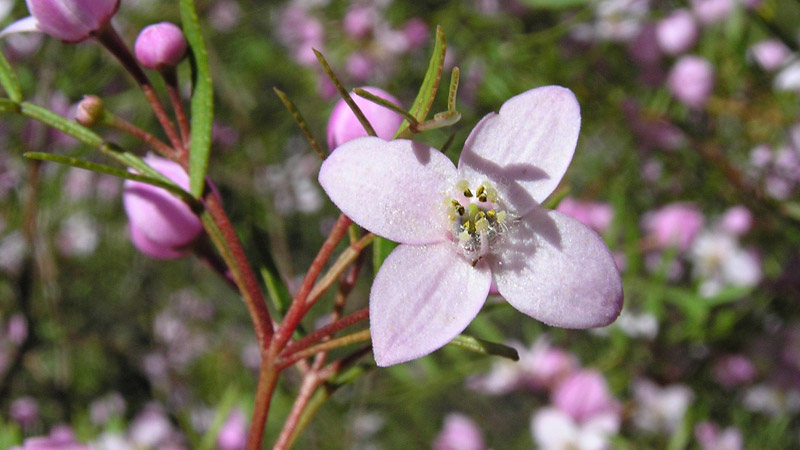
[{"xmin": 445, "ymin": 180, "xmax": 508, "ymax": 262}]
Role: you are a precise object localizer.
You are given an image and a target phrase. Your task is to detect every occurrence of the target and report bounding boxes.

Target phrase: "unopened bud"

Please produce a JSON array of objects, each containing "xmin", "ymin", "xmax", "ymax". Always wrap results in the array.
[
  {"xmin": 326, "ymin": 86, "xmax": 403, "ymax": 150},
  {"xmin": 75, "ymin": 95, "xmax": 105, "ymax": 127},
  {"xmin": 134, "ymin": 22, "xmax": 188, "ymax": 71}
]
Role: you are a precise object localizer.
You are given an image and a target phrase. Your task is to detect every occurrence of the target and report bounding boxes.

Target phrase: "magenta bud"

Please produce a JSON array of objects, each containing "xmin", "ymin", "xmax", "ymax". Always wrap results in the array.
[
  {"xmin": 667, "ymin": 55, "xmax": 715, "ymax": 109},
  {"xmin": 123, "ymin": 155, "xmax": 203, "ymax": 260},
  {"xmin": 24, "ymin": 0, "xmax": 120, "ymax": 42},
  {"xmin": 326, "ymin": 87, "xmax": 403, "ymax": 150},
  {"xmin": 134, "ymin": 22, "xmax": 188, "ymax": 70},
  {"xmin": 75, "ymin": 95, "xmax": 104, "ymax": 127}
]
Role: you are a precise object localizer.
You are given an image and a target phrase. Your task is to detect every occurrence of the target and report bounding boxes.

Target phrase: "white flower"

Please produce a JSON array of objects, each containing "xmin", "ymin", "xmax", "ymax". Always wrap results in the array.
[
  {"xmin": 633, "ymin": 379, "xmax": 694, "ymax": 433},
  {"xmin": 532, "ymin": 407, "xmax": 619, "ymax": 450},
  {"xmin": 689, "ymin": 232, "xmax": 761, "ymax": 297}
]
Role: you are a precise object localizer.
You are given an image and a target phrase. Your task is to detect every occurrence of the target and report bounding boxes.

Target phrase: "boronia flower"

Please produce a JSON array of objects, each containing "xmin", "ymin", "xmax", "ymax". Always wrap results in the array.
[
  {"xmin": 319, "ymin": 86, "xmax": 623, "ymax": 366},
  {"xmin": 0, "ymin": 0, "xmax": 120, "ymax": 43}
]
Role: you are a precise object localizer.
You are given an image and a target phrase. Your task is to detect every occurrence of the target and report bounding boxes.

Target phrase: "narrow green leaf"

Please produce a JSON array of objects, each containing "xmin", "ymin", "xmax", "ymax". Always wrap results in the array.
[
  {"xmin": 0, "ymin": 98, "xmax": 19, "ymax": 114},
  {"xmin": 181, "ymin": 0, "xmax": 214, "ymax": 198},
  {"xmin": 22, "ymin": 152, "xmax": 193, "ymax": 202},
  {"xmin": 20, "ymin": 102, "xmax": 103, "ymax": 148},
  {"xmin": 353, "ymin": 88, "xmax": 418, "ymax": 125},
  {"xmin": 273, "ymin": 87, "xmax": 326, "ymax": 159},
  {"xmin": 414, "ymin": 110, "xmax": 461, "ymax": 132},
  {"xmin": 542, "ymin": 186, "xmax": 571, "ymax": 209},
  {"xmin": 197, "ymin": 385, "xmax": 239, "ymax": 450},
  {"xmin": 447, "ymin": 67, "xmax": 460, "ymax": 111},
  {"xmin": 0, "ymin": 50, "xmax": 22, "ymax": 102},
  {"xmin": 314, "ymin": 49, "xmax": 377, "ymax": 137},
  {"xmin": 260, "ymin": 267, "xmax": 293, "ymax": 317},
  {"xmin": 394, "ymin": 25, "xmax": 446, "ymax": 138},
  {"xmin": 447, "ymin": 335, "xmax": 520, "ymax": 361}
]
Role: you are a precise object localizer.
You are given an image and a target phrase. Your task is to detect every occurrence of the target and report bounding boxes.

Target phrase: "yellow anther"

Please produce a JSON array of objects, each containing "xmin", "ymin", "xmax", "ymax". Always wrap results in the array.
[
  {"xmin": 463, "ymin": 188, "xmax": 473, "ymax": 197},
  {"xmin": 478, "ymin": 194, "xmax": 488, "ymax": 202},
  {"xmin": 486, "ymin": 209, "xmax": 496, "ymax": 220},
  {"xmin": 475, "ymin": 211, "xmax": 485, "ymax": 221},
  {"xmin": 476, "ymin": 185, "xmax": 485, "ymax": 197},
  {"xmin": 475, "ymin": 218, "xmax": 489, "ymax": 232}
]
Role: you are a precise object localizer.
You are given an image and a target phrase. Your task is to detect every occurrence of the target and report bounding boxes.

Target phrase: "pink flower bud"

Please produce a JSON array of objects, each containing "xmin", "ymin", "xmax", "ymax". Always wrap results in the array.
[
  {"xmin": 24, "ymin": 0, "xmax": 120, "ymax": 42},
  {"xmin": 668, "ymin": 55, "xmax": 714, "ymax": 109},
  {"xmin": 123, "ymin": 155, "xmax": 203, "ymax": 259},
  {"xmin": 74, "ymin": 95, "xmax": 104, "ymax": 127},
  {"xmin": 134, "ymin": 22, "xmax": 188, "ymax": 71},
  {"xmin": 552, "ymin": 370, "xmax": 619, "ymax": 423},
  {"xmin": 326, "ymin": 87, "xmax": 403, "ymax": 150},
  {"xmin": 656, "ymin": 9, "xmax": 698, "ymax": 55},
  {"xmin": 749, "ymin": 39, "xmax": 790, "ymax": 72}
]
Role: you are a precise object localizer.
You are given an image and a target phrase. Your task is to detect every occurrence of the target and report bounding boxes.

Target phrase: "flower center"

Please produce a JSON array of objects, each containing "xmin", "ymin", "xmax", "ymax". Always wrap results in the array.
[{"xmin": 445, "ymin": 180, "xmax": 508, "ymax": 263}]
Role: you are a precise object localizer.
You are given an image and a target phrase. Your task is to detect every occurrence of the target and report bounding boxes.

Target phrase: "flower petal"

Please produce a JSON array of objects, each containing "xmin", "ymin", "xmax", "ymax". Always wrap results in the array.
[
  {"xmin": 370, "ymin": 242, "xmax": 491, "ymax": 366},
  {"xmin": 493, "ymin": 209, "xmax": 623, "ymax": 328},
  {"xmin": 0, "ymin": 17, "xmax": 40, "ymax": 40},
  {"xmin": 458, "ymin": 86, "xmax": 581, "ymax": 216},
  {"xmin": 319, "ymin": 137, "xmax": 456, "ymax": 244}
]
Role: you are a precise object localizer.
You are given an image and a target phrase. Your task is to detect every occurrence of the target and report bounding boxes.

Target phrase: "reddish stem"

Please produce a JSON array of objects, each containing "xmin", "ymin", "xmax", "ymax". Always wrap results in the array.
[
  {"xmin": 270, "ymin": 215, "xmax": 352, "ymax": 353},
  {"xmin": 247, "ymin": 361, "xmax": 280, "ymax": 450},
  {"xmin": 281, "ymin": 307, "xmax": 369, "ymax": 358},
  {"xmin": 162, "ymin": 68, "xmax": 192, "ymax": 149},
  {"xmin": 272, "ymin": 372, "xmax": 321, "ymax": 450}
]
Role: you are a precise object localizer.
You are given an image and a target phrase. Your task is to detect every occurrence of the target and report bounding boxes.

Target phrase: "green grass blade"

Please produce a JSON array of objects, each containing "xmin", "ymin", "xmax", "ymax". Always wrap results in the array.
[
  {"xmin": 394, "ymin": 25, "xmax": 446, "ymax": 138},
  {"xmin": 0, "ymin": 50, "xmax": 22, "ymax": 102},
  {"xmin": 447, "ymin": 335, "xmax": 519, "ymax": 361},
  {"xmin": 181, "ymin": 0, "xmax": 214, "ymax": 198}
]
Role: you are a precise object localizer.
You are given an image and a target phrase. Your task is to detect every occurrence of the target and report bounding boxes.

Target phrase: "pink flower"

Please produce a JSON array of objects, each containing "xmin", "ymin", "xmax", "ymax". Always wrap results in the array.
[
  {"xmin": 656, "ymin": 9, "xmax": 697, "ymax": 56},
  {"xmin": 668, "ymin": 55, "xmax": 714, "ymax": 109},
  {"xmin": 342, "ymin": 6, "xmax": 374, "ymax": 40},
  {"xmin": 319, "ymin": 86, "xmax": 623, "ymax": 366},
  {"xmin": 691, "ymin": 0, "xmax": 733, "ymax": 25},
  {"xmin": 556, "ymin": 197, "xmax": 613, "ymax": 234},
  {"xmin": 713, "ymin": 354, "xmax": 756, "ymax": 388},
  {"xmin": 11, "ymin": 428, "xmax": 88, "ymax": 450},
  {"xmin": 532, "ymin": 407, "xmax": 619, "ymax": 450},
  {"xmin": 718, "ymin": 205, "xmax": 752, "ymax": 236},
  {"xmin": 695, "ymin": 421, "xmax": 743, "ymax": 450},
  {"xmin": 749, "ymin": 39, "xmax": 790, "ymax": 72},
  {"xmin": 642, "ymin": 202, "xmax": 704, "ymax": 252},
  {"xmin": 123, "ymin": 155, "xmax": 204, "ymax": 259},
  {"xmin": 326, "ymin": 87, "xmax": 403, "ymax": 150},
  {"xmin": 1, "ymin": 0, "xmax": 119, "ymax": 43},
  {"xmin": 134, "ymin": 22, "xmax": 188, "ymax": 71},
  {"xmin": 552, "ymin": 370, "xmax": 620, "ymax": 423},
  {"xmin": 433, "ymin": 413, "xmax": 485, "ymax": 450},
  {"xmin": 402, "ymin": 18, "xmax": 430, "ymax": 50},
  {"xmin": 217, "ymin": 408, "xmax": 248, "ymax": 450}
]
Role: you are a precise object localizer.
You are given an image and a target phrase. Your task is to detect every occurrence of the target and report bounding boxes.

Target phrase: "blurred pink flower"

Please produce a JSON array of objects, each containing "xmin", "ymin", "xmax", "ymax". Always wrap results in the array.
[
  {"xmin": 656, "ymin": 9, "xmax": 697, "ymax": 55},
  {"xmin": 402, "ymin": 18, "xmax": 430, "ymax": 50},
  {"xmin": 667, "ymin": 55, "xmax": 714, "ymax": 108},
  {"xmin": 695, "ymin": 421, "xmax": 743, "ymax": 450},
  {"xmin": 346, "ymin": 52, "xmax": 375, "ymax": 82},
  {"xmin": 556, "ymin": 197, "xmax": 614, "ymax": 234},
  {"xmin": 11, "ymin": 428, "xmax": 87, "ymax": 450},
  {"xmin": 628, "ymin": 24, "xmax": 661, "ymax": 67},
  {"xmin": 343, "ymin": 6, "xmax": 374, "ymax": 40},
  {"xmin": 713, "ymin": 354, "xmax": 757, "ymax": 388},
  {"xmin": 691, "ymin": 0, "xmax": 733, "ymax": 25},
  {"xmin": 217, "ymin": 408, "xmax": 248, "ymax": 450},
  {"xmin": 632, "ymin": 379, "xmax": 694, "ymax": 433},
  {"xmin": 718, "ymin": 205, "xmax": 752, "ymax": 236},
  {"xmin": 7, "ymin": 313, "xmax": 28, "ymax": 345},
  {"xmin": 1, "ymin": 0, "xmax": 119, "ymax": 43},
  {"xmin": 552, "ymin": 370, "xmax": 620, "ymax": 423},
  {"xmin": 642, "ymin": 202, "xmax": 704, "ymax": 252},
  {"xmin": 123, "ymin": 155, "xmax": 204, "ymax": 259},
  {"xmin": 319, "ymin": 86, "xmax": 623, "ymax": 366},
  {"xmin": 433, "ymin": 413, "xmax": 485, "ymax": 450},
  {"xmin": 326, "ymin": 86, "xmax": 403, "ymax": 150},
  {"xmin": 532, "ymin": 407, "xmax": 619, "ymax": 450},
  {"xmin": 10, "ymin": 396, "xmax": 39, "ymax": 428},
  {"xmin": 749, "ymin": 39, "xmax": 790, "ymax": 72}
]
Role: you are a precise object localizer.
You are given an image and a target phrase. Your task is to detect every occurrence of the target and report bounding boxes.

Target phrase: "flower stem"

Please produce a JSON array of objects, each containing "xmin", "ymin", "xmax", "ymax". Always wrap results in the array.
[
  {"xmin": 278, "ymin": 330, "xmax": 371, "ymax": 370},
  {"xmin": 272, "ymin": 372, "xmax": 321, "ymax": 450},
  {"xmin": 102, "ymin": 111, "xmax": 179, "ymax": 161},
  {"xmin": 271, "ymin": 215, "xmax": 353, "ymax": 353},
  {"xmin": 246, "ymin": 361, "xmax": 280, "ymax": 450},
  {"xmin": 94, "ymin": 24, "xmax": 187, "ymax": 160},
  {"xmin": 304, "ymin": 233, "xmax": 374, "ymax": 312},
  {"xmin": 281, "ymin": 308, "xmax": 369, "ymax": 358},
  {"xmin": 162, "ymin": 67, "xmax": 192, "ymax": 149}
]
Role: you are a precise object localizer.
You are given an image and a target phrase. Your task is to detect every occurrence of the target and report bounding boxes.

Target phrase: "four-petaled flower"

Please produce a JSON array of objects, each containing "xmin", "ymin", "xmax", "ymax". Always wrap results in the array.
[{"xmin": 319, "ymin": 86, "xmax": 624, "ymax": 366}]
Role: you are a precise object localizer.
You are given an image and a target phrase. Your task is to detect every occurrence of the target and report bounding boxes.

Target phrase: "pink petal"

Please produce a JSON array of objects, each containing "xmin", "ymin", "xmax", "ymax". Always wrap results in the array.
[
  {"xmin": 458, "ymin": 86, "xmax": 580, "ymax": 216},
  {"xmin": 0, "ymin": 17, "xmax": 41, "ymax": 39},
  {"xmin": 370, "ymin": 243, "xmax": 491, "ymax": 366},
  {"xmin": 493, "ymin": 209, "xmax": 623, "ymax": 328},
  {"xmin": 319, "ymin": 137, "xmax": 456, "ymax": 244},
  {"xmin": 129, "ymin": 225, "xmax": 188, "ymax": 260}
]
